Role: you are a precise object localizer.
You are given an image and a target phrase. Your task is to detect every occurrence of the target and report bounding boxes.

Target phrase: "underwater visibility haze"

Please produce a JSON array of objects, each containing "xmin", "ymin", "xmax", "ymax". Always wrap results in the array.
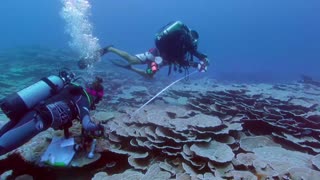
[
  {"xmin": 0, "ymin": 0, "xmax": 319, "ymax": 81},
  {"xmin": 0, "ymin": 0, "xmax": 320, "ymax": 179}
]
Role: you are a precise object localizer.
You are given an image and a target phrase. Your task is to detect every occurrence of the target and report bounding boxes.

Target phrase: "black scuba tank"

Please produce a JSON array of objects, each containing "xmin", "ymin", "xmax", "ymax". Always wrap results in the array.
[{"xmin": 0, "ymin": 75, "xmax": 66, "ymax": 122}]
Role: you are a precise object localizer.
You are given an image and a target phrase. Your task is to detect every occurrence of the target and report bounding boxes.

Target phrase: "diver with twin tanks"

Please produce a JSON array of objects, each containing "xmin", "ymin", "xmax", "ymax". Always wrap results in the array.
[{"xmin": 0, "ymin": 69, "xmax": 104, "ymax": 157}]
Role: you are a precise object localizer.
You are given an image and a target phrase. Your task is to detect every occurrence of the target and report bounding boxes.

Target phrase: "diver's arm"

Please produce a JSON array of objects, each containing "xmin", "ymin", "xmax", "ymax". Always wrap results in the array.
[
  {"xmin": 193, "ymin": 50, "xmax": 207, "ymax": 61},
  {"xmin": 76, "ymin": 95, "xmax": 100, "ymax": 132},
  {"xmin": 79, "ymin": 106, "xmax": 104, "ymax": 136},
  {"xmin": 191, "ymin": 48, "xmax": 209, "ymax": 72},
  {"xmin": 81, "ymin": 113, "xmax": 99, "ymax": 132}
]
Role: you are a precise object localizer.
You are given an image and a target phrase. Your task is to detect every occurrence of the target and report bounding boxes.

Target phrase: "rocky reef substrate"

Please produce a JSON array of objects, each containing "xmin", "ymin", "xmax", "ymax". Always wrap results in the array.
[{"xmin": 0, "ymin": 48, "xmax": 320, "ymax": 179}]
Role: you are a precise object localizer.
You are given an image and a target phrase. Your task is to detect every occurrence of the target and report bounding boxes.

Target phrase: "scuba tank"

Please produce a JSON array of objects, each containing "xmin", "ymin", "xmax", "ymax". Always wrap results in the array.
[
  {"xmin": 156, "ymin": 21, "xmax": 184, "ymax": 40},
  {"xmin": 0, "ymin": 69, "xmax": 75, "ymax": 122}
]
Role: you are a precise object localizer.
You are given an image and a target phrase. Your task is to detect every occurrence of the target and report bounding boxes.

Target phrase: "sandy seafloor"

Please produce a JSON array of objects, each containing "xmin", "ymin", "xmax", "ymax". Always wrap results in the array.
[{"xmin": 0, "ymin": 47, "xmax": 320, "ymax": 180}]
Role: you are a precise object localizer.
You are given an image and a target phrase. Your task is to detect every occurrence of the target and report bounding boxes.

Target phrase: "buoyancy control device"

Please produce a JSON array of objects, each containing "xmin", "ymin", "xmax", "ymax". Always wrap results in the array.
[{"xmin": 0, "ymin": 69, "xmax": 75, "ymax": 121}]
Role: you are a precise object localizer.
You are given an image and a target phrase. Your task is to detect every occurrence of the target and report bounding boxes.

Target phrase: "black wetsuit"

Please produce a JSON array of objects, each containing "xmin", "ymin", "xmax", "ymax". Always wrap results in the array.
[
  {"xmin": 155, "ymin": 22, "xmax": 207, "ymax": 69},
  {"xmin": 0, "ymin": 84, "xmax": 100, "ymax": 156}
]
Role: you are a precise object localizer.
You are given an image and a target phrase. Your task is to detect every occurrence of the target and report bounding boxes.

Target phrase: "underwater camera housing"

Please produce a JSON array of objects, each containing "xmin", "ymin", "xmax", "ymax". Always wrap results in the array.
[{"xmin": 0, "ymin": 69, "xmax": 76, "ymax": 122}]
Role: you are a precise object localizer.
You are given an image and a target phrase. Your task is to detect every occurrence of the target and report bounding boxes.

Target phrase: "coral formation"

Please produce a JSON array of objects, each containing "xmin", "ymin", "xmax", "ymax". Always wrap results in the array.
[{"xmin": 0, "ymin": 48, "xmax": 320, "ymax": 179}]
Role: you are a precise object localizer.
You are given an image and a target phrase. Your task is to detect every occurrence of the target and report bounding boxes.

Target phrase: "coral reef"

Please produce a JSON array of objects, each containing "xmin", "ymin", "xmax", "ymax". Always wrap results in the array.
[
  {"xmin": 0, "ymin": 48, "xmax": 320, "ymax": 179},
  {"xmin": 91, "ymin": 78, "xmax": 320, "ymax": 179}
]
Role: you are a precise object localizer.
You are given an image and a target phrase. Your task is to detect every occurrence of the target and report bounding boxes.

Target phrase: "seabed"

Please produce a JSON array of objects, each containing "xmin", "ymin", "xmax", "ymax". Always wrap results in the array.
[{"xmin": 0, "ymin": 47, "xmax": 320, "ymax": 180}]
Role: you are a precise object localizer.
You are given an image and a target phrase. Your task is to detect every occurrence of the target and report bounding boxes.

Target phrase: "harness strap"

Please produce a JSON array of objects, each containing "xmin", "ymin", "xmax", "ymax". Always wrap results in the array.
[
  {"xmin": 42, "ymin": 77, "xmax": 59, "ymax": 94},
  {"xmin": 82, "ymin": 88, "xmax": 97, "ymax": 110}
]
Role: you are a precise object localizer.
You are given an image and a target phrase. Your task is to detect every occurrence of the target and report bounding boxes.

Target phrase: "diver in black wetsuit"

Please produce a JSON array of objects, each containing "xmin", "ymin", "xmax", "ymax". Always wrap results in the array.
[
  {"xmin": 77, "ymin": 21, "xmax": 209, "ymax": 78},
  {"xmin": 0, "ymin": 76, "xmax": 105, "ymax": 156}
]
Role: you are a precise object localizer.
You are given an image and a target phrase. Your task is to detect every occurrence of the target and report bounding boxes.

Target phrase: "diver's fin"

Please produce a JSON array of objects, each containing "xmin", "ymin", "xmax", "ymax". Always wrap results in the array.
[{"xmin": 40, "ymin": 136, "xmax": 76, "ymax": 167}]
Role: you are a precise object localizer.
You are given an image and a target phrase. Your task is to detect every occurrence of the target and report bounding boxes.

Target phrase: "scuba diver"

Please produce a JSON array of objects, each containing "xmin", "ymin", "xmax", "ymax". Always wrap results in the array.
[
  {"xmin": 0, "ymin": 70, "xmax": 105, "ymax": 156},
  {"xmin": 77, "ymin": 20, "xmax": 209, "ymax": 78}
]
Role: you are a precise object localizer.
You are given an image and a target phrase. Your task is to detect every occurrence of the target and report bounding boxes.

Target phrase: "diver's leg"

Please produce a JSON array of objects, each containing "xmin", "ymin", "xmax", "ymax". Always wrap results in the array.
[
  {"xmin": 78, "ymin": 46, "xmax": 142, "ymax": 69},
  {"xmin": 98, "ymin": 45, "xmax": 114, "ymax": 56},
  {"xmin": 0, "ymin": 111, "xmax": 35, "ymax": 137},
  {"xmin": 107, "ymin": 47, "xmax": 142, "ymax": 64},
  {"xmin": 110, "ymin": 59, "xmax": 152, "ymax": 79},
  {"xmin": 129, "ymin": 66, "xmax": 154, "ymax": 79},
  {"xmin": 0, "ymin": 111, "xmax": 49, "ymax": 156},
  {"xmin": 0, "ymin": 121, "xmax": 18, "ymax": 137}
]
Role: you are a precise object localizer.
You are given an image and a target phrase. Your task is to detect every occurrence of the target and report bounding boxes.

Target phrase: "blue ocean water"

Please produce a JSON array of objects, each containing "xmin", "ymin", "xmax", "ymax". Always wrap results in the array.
[{"xmin": 0, "ymin": 0, "xmax": 319, "ymax": 82}]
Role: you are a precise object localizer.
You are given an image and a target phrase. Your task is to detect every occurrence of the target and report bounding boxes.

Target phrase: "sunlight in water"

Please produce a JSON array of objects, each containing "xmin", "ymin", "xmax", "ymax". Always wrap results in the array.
[{"xmin": 60, "ymin": 0, "xmax": 100, "ymax": 59}]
